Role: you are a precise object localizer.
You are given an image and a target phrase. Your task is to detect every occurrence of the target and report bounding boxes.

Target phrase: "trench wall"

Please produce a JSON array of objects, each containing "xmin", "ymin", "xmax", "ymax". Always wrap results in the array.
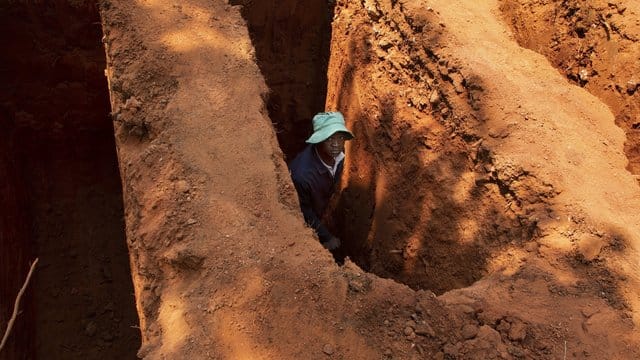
[
  {"xmin": 96, "ymin": 0, "xmax": 640, "ymax": 358},
  {"xmin": 0, "ymin": 1, "xmax": 140, "ymax": 358},
  {"xmin": 324, "ymin": 0, "xmax": 543, "ymax": 293},
  {"xmin": 230, "ymin": 0, "xmax": 334, "ymax": 160},
  {"xmin": 0, "ymin": 129, "xmax": 35, "ymax": 359}
]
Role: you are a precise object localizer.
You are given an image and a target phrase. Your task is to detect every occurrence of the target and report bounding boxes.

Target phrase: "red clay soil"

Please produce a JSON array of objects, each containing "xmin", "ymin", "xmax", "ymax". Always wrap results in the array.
[
  {"xmin": 98, "ymin": 0, "xmax": 640, "ymax": 358},
  {"xmin": 4, "ymin": 0, "xmax": 639, "ymax": 359},
  {"xmin": 327, "ymin": 0, "xmax": 640, "ymax": 358},
  {"xmin": 500, "ymin": 0, "xmax": 640, "ymax": 175}
]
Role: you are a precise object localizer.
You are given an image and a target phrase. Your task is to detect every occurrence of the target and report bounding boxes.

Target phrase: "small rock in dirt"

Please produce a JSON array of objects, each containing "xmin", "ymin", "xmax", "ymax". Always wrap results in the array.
[
  {"xmin": 450, "ymin": 72, "xmax": 466, "ymax": 93},
  {"xmin": 124, "ymin": 96, "xmax": 142, "ymax": 110},
  {"xmin": 378, "ymin": 39, "xmax": 393, "ymax": 50},
  {"xmin": 173, "ymin": 252, "xmax": 204, "ymax": 270},
  {"xmin": 405, "ymin": 320, "xmax": 417, "ymax": 328},
  {"xmin": 488, "ymin": 128, "xmax": 510, "ymax": 139},
  {"xmin": 458, "ymin": 304, "xmax": 476, "ymax": 314},
  {"xmin": 462, "ymin": 324, "xmax": 479, "ymax": 340},
  {"xmin": 524, "ymin": 241, "xmax": 538, "ymax": 253},
  {"xmin": 626, "ymin": 80, "xmax": 637, "ymax": 94},
  {"xmin": 414, "ymin": 303, "xmax": 424, "ymax": 315},
  {"xmin": 415, "ymin": 324, "xmax": 436, "ymax": 337},
  {"xmin": 429, "ymin": 90, "xmax": 441, "ymax": 106},
  {"xmin": 404, "ymin": 326, "xmax": 415, "ymax": 337},
  {"xmin": 322, "ymin": 344, "xmax": 334, "ymax": 355},
  {"xmin": 508, "ymin": 321, "xmax": 527, "ymax": 342},
  {"xmin": 496, "ymin": 319, "xmax": 511, "ymax": 332},
  {"xmin": 508, "ymin": 345, "xmax": 526, "ymax": 358},
  {"xmin": 577, "ymin": 233, "xmax": 605, "ymax": 262},
  {"xmin": 348, "ymin": 278, "xmax": 365, "ymax": 292},
  {"xmin": 438, "ymin": 64, "xmax": 449, "ymax": 76},
  {"xmin": 443, "ymin": 342, "xmax": 460, "ymax": 357},
  {"xmin": 175, "ymin": 180, "xmax": 190, "ymax": 193},
  {"xmin": 578, "ymin": 68, "xmax": 589, "ymax": 82},
  {"xmin": 581, "ymin": 306, "xmax": 599, "ymax": 318},
  {"xmin": 186, "ymin": 218, "xmax": 197, "ymax": 225}
]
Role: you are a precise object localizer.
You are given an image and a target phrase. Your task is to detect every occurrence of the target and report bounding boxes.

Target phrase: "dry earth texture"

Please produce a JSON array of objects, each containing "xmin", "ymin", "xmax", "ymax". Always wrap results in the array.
[{"xmin": 1, "ymin": 0, "xmax": 640, "ymax": 359}]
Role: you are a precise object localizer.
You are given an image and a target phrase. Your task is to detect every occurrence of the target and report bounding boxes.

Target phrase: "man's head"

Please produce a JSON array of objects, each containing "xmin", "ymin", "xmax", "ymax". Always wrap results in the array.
[
  {"xmin": 306, "ymin": 112, "xmax": 354, "ymax": 159},
  {"xmin": 306, "ymin": 112, "xmax": 353, "ymax": 143}
]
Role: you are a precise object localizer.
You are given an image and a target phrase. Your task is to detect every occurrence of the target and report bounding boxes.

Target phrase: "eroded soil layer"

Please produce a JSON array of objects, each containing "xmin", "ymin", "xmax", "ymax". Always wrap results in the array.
[{"xmin": 0, "ymin": 2, "xmax": 140, "ymax": 358}]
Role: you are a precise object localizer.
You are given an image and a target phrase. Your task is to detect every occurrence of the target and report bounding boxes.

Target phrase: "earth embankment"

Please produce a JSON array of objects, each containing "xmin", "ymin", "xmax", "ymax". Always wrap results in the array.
[
  {"xmin": 99, "ymin": 0, "xmax": 640, "ymax": 358},
  {"xmin": 2, "ymin": 0, "xmax": 634, "ymax": 359}
]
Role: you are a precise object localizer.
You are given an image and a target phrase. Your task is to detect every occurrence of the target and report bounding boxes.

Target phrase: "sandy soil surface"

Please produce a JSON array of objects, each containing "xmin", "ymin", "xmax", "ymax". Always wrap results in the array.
[
  {"xmin": 500, "ymin": 0, "xmax": 640, "ymax": 175},
  {"xmin": 96, "ymin": 0, "xmax": 640, "ymax": 359}
]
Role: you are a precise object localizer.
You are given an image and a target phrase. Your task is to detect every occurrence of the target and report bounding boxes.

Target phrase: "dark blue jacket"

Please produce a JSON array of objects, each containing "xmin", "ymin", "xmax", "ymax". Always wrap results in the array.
[{"xmin": 289, "ymin": 144, "xmax": 343, "ymax": 243}]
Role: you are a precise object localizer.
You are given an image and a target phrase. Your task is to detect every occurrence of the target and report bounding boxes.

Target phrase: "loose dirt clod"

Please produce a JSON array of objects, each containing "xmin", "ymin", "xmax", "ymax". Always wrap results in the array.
[{"xmin": 322, "ymin": 344, "xmax": 335, "ymax": 355}]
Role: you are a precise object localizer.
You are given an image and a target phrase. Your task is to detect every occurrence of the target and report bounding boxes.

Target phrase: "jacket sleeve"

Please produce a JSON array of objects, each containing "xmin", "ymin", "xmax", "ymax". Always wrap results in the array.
[{"xmin": 292, "ymin": 178, "xmax": 334, "ymax": 243}]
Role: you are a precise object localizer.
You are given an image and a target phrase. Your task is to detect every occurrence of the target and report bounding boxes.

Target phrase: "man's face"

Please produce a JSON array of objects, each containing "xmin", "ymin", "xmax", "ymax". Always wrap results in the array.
[{"xmin": 319, "ymin": 132, "xmax": 348, "ymax": 159}]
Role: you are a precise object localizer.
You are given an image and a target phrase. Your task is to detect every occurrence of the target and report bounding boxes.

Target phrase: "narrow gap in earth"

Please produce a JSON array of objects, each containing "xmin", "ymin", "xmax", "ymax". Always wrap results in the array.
[
  {"xmin": 0, "ymin": 2, "xmax": 140, "ymax": 358},
  {"xmin": 229, "ymin": 0, "xmax": 379, "ymax": 266},
  {"xmin": 230, "ymin": 0, "xmax": 335, "ymax": 161}
]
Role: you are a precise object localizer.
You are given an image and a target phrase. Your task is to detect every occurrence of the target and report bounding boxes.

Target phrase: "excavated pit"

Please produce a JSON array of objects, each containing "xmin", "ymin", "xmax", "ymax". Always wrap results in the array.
[
  {"xmin": 91, "ymin": 1, "xmax": 640, "ymax": 358},
  {"xmin": 0, "ymin": 2, "xmax": 140, "ymax": 358},
  {"xmin": 232, "ymin": 0, "xmax": 538, "ymax": 295}
]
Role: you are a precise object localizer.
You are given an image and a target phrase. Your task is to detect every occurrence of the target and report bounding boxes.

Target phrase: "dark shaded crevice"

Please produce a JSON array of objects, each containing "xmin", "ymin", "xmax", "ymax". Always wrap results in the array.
[
  {"xmin": 230, "ymin": 0, "xmax": 335, "ymax": 161},
  {"xmin": 0, "ymin": 2, "xmax": 140, "ymax": 358}
]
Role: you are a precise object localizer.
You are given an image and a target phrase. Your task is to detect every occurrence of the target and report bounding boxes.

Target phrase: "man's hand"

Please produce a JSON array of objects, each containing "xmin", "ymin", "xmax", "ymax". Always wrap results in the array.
[{"xmin": 323, "ymin": 236, "xmax": 341, "ymax": 251}]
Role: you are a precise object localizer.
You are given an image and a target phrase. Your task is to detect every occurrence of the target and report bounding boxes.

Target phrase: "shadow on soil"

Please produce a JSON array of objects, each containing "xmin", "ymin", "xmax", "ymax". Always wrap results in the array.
[
  {"xmin": 326, "ymin": 22, "xmax": 629, "ymax": 310},
  {"xmin": 318, "ymin": 24, "xmax": 537, "ymax": 294}
]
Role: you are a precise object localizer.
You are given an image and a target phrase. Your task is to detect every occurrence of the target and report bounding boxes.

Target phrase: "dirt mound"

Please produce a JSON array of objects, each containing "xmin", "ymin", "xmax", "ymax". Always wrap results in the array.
[
  {"xmin": 326, "ymin": 0, "xmax": 640, "ymax": 358},
  {"xmin": 500, "ymin": 0, "xmax": 640, "ymax": 174},
  {"xmin": 3, "ymin": 0, "xmax": 640, "ymax": 359}
]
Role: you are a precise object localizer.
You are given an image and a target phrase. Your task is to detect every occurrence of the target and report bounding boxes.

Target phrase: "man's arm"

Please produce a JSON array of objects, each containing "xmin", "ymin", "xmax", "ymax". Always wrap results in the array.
[{"xmin": 292, "ymin": 179, "xmax": 335, "ymax": 244}]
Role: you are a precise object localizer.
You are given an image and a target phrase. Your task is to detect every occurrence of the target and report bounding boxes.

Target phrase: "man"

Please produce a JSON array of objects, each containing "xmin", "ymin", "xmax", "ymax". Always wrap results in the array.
[{"xmin": 289, "ymin": 111, "xmax": 354, "ymax": 251}]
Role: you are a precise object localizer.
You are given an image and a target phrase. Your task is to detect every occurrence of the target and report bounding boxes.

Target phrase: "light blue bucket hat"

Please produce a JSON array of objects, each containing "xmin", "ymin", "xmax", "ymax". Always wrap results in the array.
[{"xmin": 305, "ymin": 111, "xmax": 354, "ymax": 144}]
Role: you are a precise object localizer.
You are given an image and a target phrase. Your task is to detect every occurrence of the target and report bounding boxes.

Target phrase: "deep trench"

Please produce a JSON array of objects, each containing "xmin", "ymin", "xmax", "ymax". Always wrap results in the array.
[
  {"xmin": 0, "ymin": 2, "xmax": 140, "ymax": 358},
  {"xmin": 231, "ymin": 1, "xmax": 382, "ymax": 269},
  {"xmin": 233, "ymin": 1, "xmax": 525, "ymax": 296}
]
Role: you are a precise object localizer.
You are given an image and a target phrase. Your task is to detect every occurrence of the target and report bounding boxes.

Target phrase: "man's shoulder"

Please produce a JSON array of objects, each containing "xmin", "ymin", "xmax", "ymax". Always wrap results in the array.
[
  {"xmin": 289, "ymin": 145, "xmax": 319, "ymax": 181},
  {"xmin": 289, "ymin": 145, "xmax": 314, "ymax": 169}
]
